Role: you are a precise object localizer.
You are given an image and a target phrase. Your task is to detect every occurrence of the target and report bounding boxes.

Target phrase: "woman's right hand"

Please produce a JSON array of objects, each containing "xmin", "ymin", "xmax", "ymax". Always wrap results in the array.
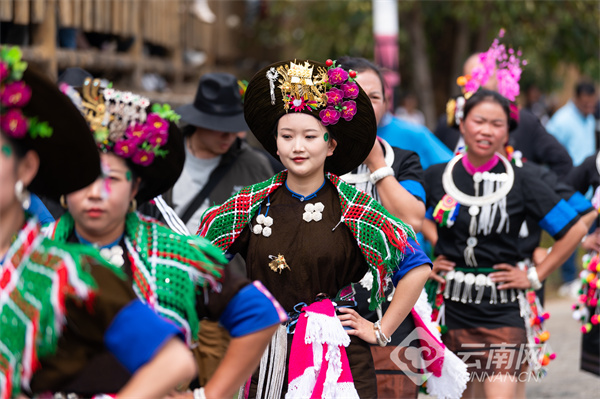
[{"xmin": 430, "ymin": 254, "xmax": 455, "ymax": 284}]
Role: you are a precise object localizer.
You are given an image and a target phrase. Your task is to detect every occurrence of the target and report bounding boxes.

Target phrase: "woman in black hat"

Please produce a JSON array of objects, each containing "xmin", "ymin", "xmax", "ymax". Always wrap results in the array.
[
  {"xmin": 50, "ymin": 78, "xmax": 286, "ymax": 397},
  {"xmin": 0, "ymin": 47, "xmax": 196, "ymax": 398},
  {"xmin": 198, "ymin": 59, "xmax": 432, "ymax": 398}
]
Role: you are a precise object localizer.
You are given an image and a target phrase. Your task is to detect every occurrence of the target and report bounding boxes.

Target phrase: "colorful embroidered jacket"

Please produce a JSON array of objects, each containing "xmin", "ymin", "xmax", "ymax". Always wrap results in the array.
[
  {"xmin": 198, "ymin": 171, "xmax": 417, "ymax": 310},
  {"xmin": 48, "ymin": 211, "xmax": 226, "ymax": 343},
  {"xmin": 0, "ymin": 217, "xmax": 107, "ymax": 398}
]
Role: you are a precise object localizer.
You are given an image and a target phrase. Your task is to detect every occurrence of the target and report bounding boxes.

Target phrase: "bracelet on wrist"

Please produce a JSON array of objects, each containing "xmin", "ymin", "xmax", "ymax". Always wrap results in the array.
[
  {"xmin": 527, "ymin": 267, "xmax": 543, "ymax": 291},
  {"xmin": 373, "ymin": 320, "xmax": 392, "ymax": 347},
  {"xmin": 369, "ymin": 166, "xmax": 394, "ymax": 185}
]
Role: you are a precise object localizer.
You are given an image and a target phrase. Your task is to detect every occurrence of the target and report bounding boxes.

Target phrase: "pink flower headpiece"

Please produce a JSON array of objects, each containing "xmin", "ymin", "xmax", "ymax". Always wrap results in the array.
[
  {"xmin": 447, "ymin": 29, "xmax": 526, "ymax": 127},
  {"xmin": 270, "ymin": 59, "xmax": 359, "ymax": 126},
  {"xmin": 60, "ymin": 79, "xmax": 180, "ymax": 166},
  {"xmin": 0, "ymin": 46, "xmax": 53, "ymax": 140},
  {"xmin": 463, "ymin": 28, "xmax": 527, "ymax": 101}
]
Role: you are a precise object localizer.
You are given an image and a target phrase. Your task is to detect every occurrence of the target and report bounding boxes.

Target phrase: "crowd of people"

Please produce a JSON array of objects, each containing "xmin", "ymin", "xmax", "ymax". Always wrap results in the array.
[{"xmin": 1, "ymin": 26, "xmax": 598, "ymax": 399}]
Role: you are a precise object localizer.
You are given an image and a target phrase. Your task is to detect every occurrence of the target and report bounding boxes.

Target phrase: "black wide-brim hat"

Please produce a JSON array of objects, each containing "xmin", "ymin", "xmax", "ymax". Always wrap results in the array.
[
  {"xmin": 175, "ymin": 72, "xmax": 248, "ymax": 133},
  {"xmin": 15, "ymin": 68, "xmax": 101, "ymax": 200},
  {"xmin": 127, "ymin": 119, "xmax": 185, "ymax": 203},
  {"xmin": 244, "ymin": 59, "xmax": 377, "ymax": 176}
]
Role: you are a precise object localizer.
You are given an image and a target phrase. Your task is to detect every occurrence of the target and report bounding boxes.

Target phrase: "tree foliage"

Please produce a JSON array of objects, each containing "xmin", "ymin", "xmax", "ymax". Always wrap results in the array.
[{"xmin": 248, "ymin": 0, "xmax": 599, "ymax": 116}]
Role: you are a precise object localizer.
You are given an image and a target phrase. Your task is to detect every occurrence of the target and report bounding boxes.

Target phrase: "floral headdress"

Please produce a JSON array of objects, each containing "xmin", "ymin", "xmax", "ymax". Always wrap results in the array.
[
  {"xmin": 267, "ymin": 59, "xmax": 359, "ymax": 126},
  {"xmin": 447, "ymin": 29, "xmax": 526, "ymax": 127},
  {"xmin": 60, "ymin": 78, "xmax": 180, "ymax": 166},
  {"xmin": 0, "ymin": 46, "xmax": 53, "ymax": 140}
]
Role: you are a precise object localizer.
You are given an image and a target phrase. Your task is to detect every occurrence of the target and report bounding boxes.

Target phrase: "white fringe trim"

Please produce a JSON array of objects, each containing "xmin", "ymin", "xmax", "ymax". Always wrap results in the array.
[
  {"xmin": 304, "ymin": 311, "xmax": 350, "ymax": 347},
  {"xmin": 426, "ymin": 347, "xmax": 469, "ymax": 399},
  {"xmin": 413, "ymin": 290, "xmax": 468, "ymax": 399}
]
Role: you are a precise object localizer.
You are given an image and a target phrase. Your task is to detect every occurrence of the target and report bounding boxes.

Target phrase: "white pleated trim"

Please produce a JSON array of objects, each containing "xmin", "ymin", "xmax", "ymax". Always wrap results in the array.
[
  {"xmin": 413, "ymin": 290, "xmax": 469, "ymax": 399},
  {"xmin": 286, "ymin": 310, "xmax": 359, "ymax": 399}
]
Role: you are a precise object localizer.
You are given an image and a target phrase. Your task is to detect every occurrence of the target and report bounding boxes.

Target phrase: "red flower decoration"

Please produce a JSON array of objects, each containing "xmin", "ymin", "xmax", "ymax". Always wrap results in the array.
[
  {"xmin": 326, "ymin": 88, "xmax": 344, "ymax": 105},
  {"xmin": 1, "ymin": 81, "xmax": 31, "ymax": 108},
  {"xmin": 327, "ymin": 67, "xmax": 349, "ymax": 85},
  {"xmin": 0, "ymin": 108, "xmax": 28, "ymax": 138},
  {"xmin": 319, "ymin": 106, "xmax": 341, "ymax": 126},
  {"xmin": 290, "ymin": 96, "xmax": 307, "ymax": 112},
  {"xmin": 341, "ymin": 100, "xmax": 357, "ymax": 122},
  {"xmin": 113, "ymin": 139, "xmax": 138, "ymax": 158},
  {"xmin": 146, "ymin": 113, "xmax": 168, "ymax": 133},
  {"xmin": 349, "ymin": 70, "xmax": 357, "ymax": 79},
  {"xmin": 340, "ymin": 82, "xmax": 359, "ymax": 99},
  {"xmin": 325, "ymin": 59, "xmax": 334, "ymax": 67},
  {"xmin": 0, "ymin": 62, "xmax": 8, "ymax": 82},
  {"xmin": 125, "ymin": 123, "xmax": 147, "ymax": 144},
  {"xmin": 148, "ymin": 129, "xmax": 168, "ymax": 147},
  {"xmin": 132, "ymin": 149, "xmax": 155, "ymax": 166}
]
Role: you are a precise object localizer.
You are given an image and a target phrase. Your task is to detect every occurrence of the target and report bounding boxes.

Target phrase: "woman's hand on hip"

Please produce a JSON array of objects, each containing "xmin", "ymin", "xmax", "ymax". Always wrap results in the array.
[
  {"xmin": 490, "ymin": 263, "xmax": 530, "ymax": 290},
  {"xmin": 337, "ymin": 307, "xmax": 377, "ymax": 345}
]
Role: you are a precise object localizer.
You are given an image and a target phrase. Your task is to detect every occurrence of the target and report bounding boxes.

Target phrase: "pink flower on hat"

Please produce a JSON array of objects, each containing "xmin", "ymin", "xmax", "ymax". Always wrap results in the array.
[
  {"xmin": 327, "ymin": 67, "xmax": 349, "ymax": 85},
  {"xmin": 113, "ymin": 139, "xmax": 138, "ymax": 158},
  {"xmin": 326, "ymin": 88, "xmax": 344, "ymax": 105},
  {"xmin": 340, "ymin": 82, "xmax": 359, "ymax": 99},
  {"xmin": 125, "ymin": 123, "xmax": 147, "ymax": 144},
  {"xmin": 146, "ymin": 113, "xmax": 168, "ymax": 133},
  {"xmin": 132, "ymin": 149, "xmax": 155, "ymax": 166},
  {"xmin": 0, "ymin": 62, "xmax": 8, "ymax": 82},
  {"xmin": 340, "ymin": 100, "xmax": 357, "ymax": 121},
  {"xmin": 148, "ymin": 129, "xmax": 168, "ymax": 147},
  {"xmin": 0, "ymin": 108, "xmax": 29, "ymax": 138},
  {"xmin": 1, "ymin": 81, "xmax": 31, "ymax": 108},
  {"xmin": 319, "ymin": 106, "xmax": 341, "ymax": 126}
]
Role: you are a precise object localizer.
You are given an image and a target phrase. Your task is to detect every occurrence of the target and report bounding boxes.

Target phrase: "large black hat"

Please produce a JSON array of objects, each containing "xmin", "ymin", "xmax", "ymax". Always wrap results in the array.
[
  {"xmin": 244, "ymin": 59, "xmax": 377, "ymax": 176},
  {"xmin": 175, "ymin": 73, "xmax": 248, "ymax": 133},
  {"xmin": 60, "ymin": 78, "xmax": 185, "ymax": 203},
  {"xmin": 0, "ymin": 48, "xmax": 101, "ymax": 200}
]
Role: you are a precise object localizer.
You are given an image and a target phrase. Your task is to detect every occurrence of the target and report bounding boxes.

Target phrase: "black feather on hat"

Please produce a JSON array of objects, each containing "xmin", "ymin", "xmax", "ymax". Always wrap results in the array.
[
  {"xmin": 244, "ymin": 59, "xmax": 377, "ymax": 176},
  {"xmin": 0, "ymin": 47, "xmax": 101, "ymax": 200}
]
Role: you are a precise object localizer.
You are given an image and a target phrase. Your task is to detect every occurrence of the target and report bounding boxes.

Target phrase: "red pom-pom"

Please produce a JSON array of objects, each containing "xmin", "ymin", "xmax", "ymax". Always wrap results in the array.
[
  {"xmin": 543, "ymin": 312, "xmax": 550, "ymax": 319},
  {"xmin": 349, "ymin": 70, "xmax": 357, "ymax": 78},
  {"xmin": 549, "ymin": 353, "xmax": 557, "ymax": 360},
  {"xmin": 534, "ymin": 337, "xmax": 540, "ymax": 344},
  {"xmin": 326, "ymin": 59, "xmax": 334, "ymax": 67},
  {"xmin": 591, "ymin": 315, "xmax": 599, "ymax": 325}
]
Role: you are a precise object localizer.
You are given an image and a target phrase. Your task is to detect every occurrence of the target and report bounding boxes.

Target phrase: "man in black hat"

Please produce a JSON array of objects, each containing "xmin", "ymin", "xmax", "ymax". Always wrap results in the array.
[{"xmin": 161, "ymin": 72, "xmax": 273, "ymax": 234}]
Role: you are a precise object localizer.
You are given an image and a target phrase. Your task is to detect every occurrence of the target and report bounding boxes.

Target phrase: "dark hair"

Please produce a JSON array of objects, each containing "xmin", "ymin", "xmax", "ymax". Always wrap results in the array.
[
  {"xmin": 337, "ymin": 56, "xmax": 387, "ymax": 94},
  {"xmin": 181, "ymin": 124, "xmax": 197, "ymax": 137},
  {"xmin": 463, "ymin": 89, "xmax": 517, "ymax": 132},
  {"xmin": 575, "ymin": 81, "xmax": 596, "ymax": 97}
]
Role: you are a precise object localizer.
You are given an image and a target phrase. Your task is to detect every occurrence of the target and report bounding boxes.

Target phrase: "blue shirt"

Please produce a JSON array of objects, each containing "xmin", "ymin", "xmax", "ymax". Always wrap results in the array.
[
  {"xmin": 546, "ymin": 100, "xmax": 595, "ymax": 166},
  {"xmin": 377, "ymin": 113, "xmax": 453, "ymax": 170},
  {"xmin": 28, "ymin": 194, "xmax": 54, "ymax": 226}
]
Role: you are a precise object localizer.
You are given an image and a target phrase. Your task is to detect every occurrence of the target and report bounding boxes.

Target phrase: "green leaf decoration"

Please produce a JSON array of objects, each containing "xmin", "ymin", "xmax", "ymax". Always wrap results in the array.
[
  {"xmin": 151, "ymin": 103, "xmax": 181, "ymax": 123},
  {"xmin": 155, "ymin": 149, "xmax": 169, "ymax": 158},
  {"xmin": 94, "ymin": 128, "xmax": 109, "ymax": 143},
  {"xmin": 29, "ymin": 120, "xmax": 53, "ymax": 139}
]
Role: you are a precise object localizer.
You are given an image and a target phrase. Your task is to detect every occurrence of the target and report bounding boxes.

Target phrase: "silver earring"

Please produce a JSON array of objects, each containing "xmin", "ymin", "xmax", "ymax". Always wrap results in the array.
[{"xmin": 15, "ymin": 180, "xmax": 31, "ymax": 209}]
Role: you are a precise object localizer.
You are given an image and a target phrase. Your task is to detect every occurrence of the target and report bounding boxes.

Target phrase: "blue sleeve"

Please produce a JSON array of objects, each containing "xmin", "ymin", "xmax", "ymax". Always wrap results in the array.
[
  {"xmin": 27, "ymin": 194, "xmax": 54, "ymax": 225},
  {"xmin": 104, "ymin": 299, "xmax": 184, "ymax": 373},
  {"xmin": 538, "ymin": 199, "xmax": 579, "ymax": 238},
  {"xmin": 391, "ymin": 238, "xmax": 432, "ymax": 286},
  {"xmin": 425, "ymin": 206, "xmax": 434, "ymax": 221},
  {"xmin": 220, "ymin": 281, "xmax": 288, "ymax": 338},
  {"xmin": 399, "ymin": 180, "xmax": 426, "ymax": 203},
  {"xmin": 567, "ymin": 192, "xmax": 594, "ymax": 214}
]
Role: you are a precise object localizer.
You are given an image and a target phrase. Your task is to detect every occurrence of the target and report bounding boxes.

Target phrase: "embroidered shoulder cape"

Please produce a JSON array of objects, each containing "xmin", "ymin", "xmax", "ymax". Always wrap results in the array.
[
  {"xmin": 0, "ymin": 216, "xmax": 118, "ymax": 399},
  {"xmin": 198, "ymin": 171, "xmax": 417, "ymax": 310},
  {"xmin": 48, "ymin": 211, "xmax": 226, "ymax": 343}
]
